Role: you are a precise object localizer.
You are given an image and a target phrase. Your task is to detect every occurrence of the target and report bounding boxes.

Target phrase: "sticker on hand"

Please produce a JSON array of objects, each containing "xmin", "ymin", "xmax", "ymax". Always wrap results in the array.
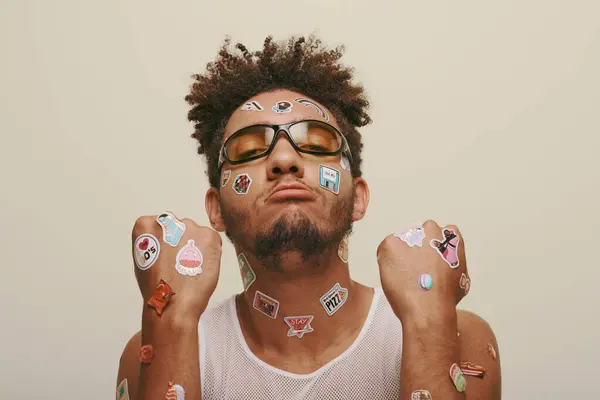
[
  {"xmin": 430, "ymin": 228, "xmax": 460, "ymax": 268},
  {"xmin": 156, "ymin": 212, "xmax": 186, "ymax": 247},
  {"xmin": 175, "ymin": 240, "xmax": 204, "ymax": 277},
  {"xmin": 134, "ymin": 234, "xmax": 160, "ymax": 270},
  {"xmin": 394, "ymin": 223, "xmax": 426, "ymax": 247}
]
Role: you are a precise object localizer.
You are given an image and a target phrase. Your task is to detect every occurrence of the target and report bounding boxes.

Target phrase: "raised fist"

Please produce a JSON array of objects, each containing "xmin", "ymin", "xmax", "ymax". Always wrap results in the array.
[
  {"xmin": 377, "ymin": 220, "xmax": 470, "ymax": 321},
  {"xmin": 131, "ymin": 212, "xmax": 222, "ymax": 321}
]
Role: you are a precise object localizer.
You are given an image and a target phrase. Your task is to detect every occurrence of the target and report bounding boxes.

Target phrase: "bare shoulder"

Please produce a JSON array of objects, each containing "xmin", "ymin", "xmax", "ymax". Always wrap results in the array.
[
  {"xmin": 457, "ymin": 310, "xmax": 501, "ymax": 400},
  {"xmin": 116, "ymin": 330, "xmax": 142, "ymax": 400}
]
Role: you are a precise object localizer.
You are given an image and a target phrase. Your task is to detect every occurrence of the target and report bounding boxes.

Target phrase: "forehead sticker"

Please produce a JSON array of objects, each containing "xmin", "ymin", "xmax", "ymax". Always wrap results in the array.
[
  {"xmin": 337, "ymin": 237, "xmax": 349, "ymax": 263},
  {"xmin": 410, "ymin": 390, "xmax": 432, "ymax": 400},
  {"xmin": 147, "ymin": 279, "xmax": 175, "ymax": 316},
  {"xmin": 240, "ymin": 101, "xmax": 264, "ymax": 111},
  {"xmin": 221, "ymin": 170, "xmax": 231, "ymax": 187},
  {"xmin": 134, "ymin": 234, "xmax": 160, "ymax": 270},
  {"xmin": 430, "ymin": 228, "xmax": 460, "ymax": 268},
  {"xmin": 253, "ymin": 290, "xmax": 280, "ymax": 319},
  {"xmin": 294, "ymin": 98, "xmax": 329, "ymax": 122},
  {"xmin": 117, "ymin": 378, "xmax": 130, "ymax": 400},
  {"xmin": 232, "ymin": 173, "xmax": 252, "ymax": 194},
  {"xmin": 339, "ymin": 155, "xmax": 350, "ymax": 171},
  {"xmin": 156, "ymin": 212, "xmax": 186, "ymax": 247},
  {"xmin": 394, "ymin": 223, "xmax": 426, "ymax": 247},
  {"xmin": 319, "ymin": 165, "xmax": 340, "ymax": 194},
  {"xmin": 449, "ymin": 363, "xmax": 467, "ymax": 392},
  {"xmin": 459, "ymin": 273, "xmax": 471, "ymax": 295},
  {"xmin": 175, "ymin": 239, "xmax": 203, "ymax": 277},
  {"xmin": 165, "ymin": 382, "xmax": 185, "ymax": 400},
  {"xmin": 320, "ymin": 283, "xmax": 348, "ymax": 316},
  {"xmin": 272, "ymin": 100, "xmax": 293, "ymax": 113},
  {"xmin": 237, "ymin": 253, "xmax": 256, "ymax": 291},
  {"xmin": 284, "ymin": 315, "xmax": 314, "ymax": 339},
  {"xmin": 418, "ymin": 274, "xmax": 433, "ymax": 291}
]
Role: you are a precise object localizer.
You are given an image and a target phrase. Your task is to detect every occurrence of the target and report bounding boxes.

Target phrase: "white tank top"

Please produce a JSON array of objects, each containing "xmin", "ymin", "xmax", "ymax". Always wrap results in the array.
[{"xmin": 198, "ymin": 288, "xmax": 403, "ymax": 399}]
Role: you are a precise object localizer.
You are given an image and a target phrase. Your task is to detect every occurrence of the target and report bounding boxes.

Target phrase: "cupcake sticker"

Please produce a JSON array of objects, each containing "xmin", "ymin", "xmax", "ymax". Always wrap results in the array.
[{"xmin": 175, "ymin": 239, "xmax": 203, "ymax": 276}]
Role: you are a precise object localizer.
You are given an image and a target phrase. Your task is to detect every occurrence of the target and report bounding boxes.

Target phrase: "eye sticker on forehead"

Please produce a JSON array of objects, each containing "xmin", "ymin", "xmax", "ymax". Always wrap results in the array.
[
  {"xmin": 272, "ymin": 100, "xmax": 293, "ymax": 113},
  {"xmin": 294, "ymin": 98, "xmax": 329, "ymax": 122},
  {"xmin": 240, "ymin": 101, "xmax": 264, "ymax": 111},
  {"xmin": 319, "ymin": 165, "xmax": 340, "ymax": 194},
  {"xmin": 232, "ymin": 173, "xmax": 252, "ymax": 194}
]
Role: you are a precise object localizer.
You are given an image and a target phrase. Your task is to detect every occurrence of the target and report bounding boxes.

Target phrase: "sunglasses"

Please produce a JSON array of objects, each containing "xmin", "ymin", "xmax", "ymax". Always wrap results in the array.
[{"xmin": 217, "ymin": 120, "xmax": 353, "ymax": 170}]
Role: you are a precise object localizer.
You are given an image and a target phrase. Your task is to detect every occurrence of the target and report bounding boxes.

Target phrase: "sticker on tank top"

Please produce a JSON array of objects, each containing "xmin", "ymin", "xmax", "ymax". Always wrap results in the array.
[
  {"xmin": 337, "ymin": 237, "xmax": 349, "ymax": 263},
  {"xmin": 284, "ymin": 315, "xmax": 314, "ymax": 339},
  {"xmin": 320, "ymin": 282, "xmax": 348, "ymax": 316},
  {"xmin": 459, "ymin": 273, "xmax": 471, "ymax": 295},
  {"xmin": 156, "ymin": 212, "xmax": 186, "ymax": 247},
  {"xmin": 459, "ymin": 361, "xmax": 486, "ymax": 378},
  {"xmin": 411, "ymin": 389, "xmax": 432, "ymax": 400},
  {"xmin": 449, "ymin": 363, "xmax": 467, "ymax": 392},
  {"xmin": 117, "ymin": 378, "xmax": 130, "ymax": 400},
  {"xmin": 237, "ymin": 253, "xmax": 256, "ymax": 291},
  {"xmin": 430, "ymin": 228, "xmax": 460, "ymax": 268},
  {"xmin": 140, "ymin": 344, "xmax": 154, "ymax": 364},
  {"xmin": 165, "ymin": 382, "xmax": 185, "ymax": 400},
  {"xmin": 253, "ymin": 290, "xmax": 280, "ymax": 319}
]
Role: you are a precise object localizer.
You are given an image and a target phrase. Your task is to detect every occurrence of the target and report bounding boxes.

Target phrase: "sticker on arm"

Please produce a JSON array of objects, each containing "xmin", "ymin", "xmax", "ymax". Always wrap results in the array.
[
  {"xmin": 147, "ymin": 280, "xmax": 175, "ymax": 316},
  {"xmin": 410, "ymin": 389, "xmax": 432, "ymax": 399},
  {"xmin": 117, "ymin": 378, "xmax": 130, "ymax": 400},
  {"xmin": 165, "ymin": 382, "xmax": 185, "ymax": 400}
]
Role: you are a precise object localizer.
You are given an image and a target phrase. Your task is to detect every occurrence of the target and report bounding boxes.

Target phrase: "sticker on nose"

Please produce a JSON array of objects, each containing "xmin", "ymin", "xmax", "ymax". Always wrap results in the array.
[
  {"xmin": 240, "ymin": 101, "xmax": 264, "ymax": 111},
  {"xmin": 232, "ymin": 173, "xmax": 252, "ymax": 194},
  {"xmin": 294, "ymin": 98, "xmax": 329, "ymax": 122},
  {"xmin": 272, "ymin": 100, "xmax": 293, "ymax": 113},
  {"xmin": 134, "ymin": 234, "xmax": 160, "ymax": 270},
  {"xmin": 319, "ymin": 165, "xmax": 340, "ymax": 194}
]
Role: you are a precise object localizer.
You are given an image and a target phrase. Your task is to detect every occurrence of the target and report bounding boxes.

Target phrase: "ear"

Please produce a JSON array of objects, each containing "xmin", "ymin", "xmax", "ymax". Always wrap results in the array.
[
  {"xmin": 351, "ymin": 177, "xmax": 370, "ymax": 222},
  {"xmin": 205, "ymin": 187, "xmax": 226, "ymax": 232}
]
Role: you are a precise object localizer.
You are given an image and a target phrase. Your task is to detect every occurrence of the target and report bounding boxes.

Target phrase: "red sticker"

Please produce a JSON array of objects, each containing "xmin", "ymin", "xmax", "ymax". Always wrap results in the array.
[
  {"xmin": 140, "ymin": 344, "xmax": 154, "ymax": 364},
  {"xmin": 284, "ymin": 315, "xmax": 314, "ymax": 339},
  {"xmin": 147, "ymin": 280, "xmax": 175, "ymax": 316}
]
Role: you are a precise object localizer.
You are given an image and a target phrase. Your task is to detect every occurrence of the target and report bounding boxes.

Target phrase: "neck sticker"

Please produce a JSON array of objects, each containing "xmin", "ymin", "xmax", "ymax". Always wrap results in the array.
[
  {"xmin": 284, "ymin": 315, "xmax": 314, "ymax": 339},
  {"xmin": 253, "ymin": 290, "xmax": 280, "ymax": 319},
  {"xmin": 175, "ymin": 239, "xmax": 203, "ymax": 277},
  {"xmin": 338, "ymin": 237, "xmax": 349, "ymax": 263},
  {"xmin": 430, "ymin": 228, "xmax": 460, "ymax": 268},
  {"xmin": 156, "ymin": 212, "xmax": 186, "ymax": 247},
  {"xmin": 233, "ymin": 173, "xmax": 252, "ymax": 194},
  {"xmin": 134, "ymin": 234, "xmax": 160, "ymax": 270},
  {"xmin": 237, "ymin": 253, "xmax": 256, "ymax": 291},
  {"xmin": 240, "ymin": 101, "xmax": 264, "ymax": 111},
  {"xmin": 319, "ymin": 165, "xmax": 340, "ymax": 194},
  {"xmin": 320, "ymin": 283, "xmax": 348, "ymax": 316},
  {"xmin": 294, "ymin": 98, "xmax": 329, "ymax": 122},
  {"xmin": 117, "ymin": 378, "xmax": 130, "ymax": 400},
  {"xmin": 272, "ymin": 100, "xmax": 293, "ymax": 113}
]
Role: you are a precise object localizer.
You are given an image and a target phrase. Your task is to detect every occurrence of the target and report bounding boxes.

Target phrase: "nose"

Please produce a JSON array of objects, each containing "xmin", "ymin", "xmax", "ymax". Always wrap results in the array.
[{"xmin": 265, "ymin": 131, "xmax": 305, "ymax": 180}]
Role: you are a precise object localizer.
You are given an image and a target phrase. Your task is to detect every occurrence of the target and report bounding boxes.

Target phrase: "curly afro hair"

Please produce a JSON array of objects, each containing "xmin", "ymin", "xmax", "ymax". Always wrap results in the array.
[{"xmin": 185, "ymin": 35, "xmax": 372, "ymax": 188}]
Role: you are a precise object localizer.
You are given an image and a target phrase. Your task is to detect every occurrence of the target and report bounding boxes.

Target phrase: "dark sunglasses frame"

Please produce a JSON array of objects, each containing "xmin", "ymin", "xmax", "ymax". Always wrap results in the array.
[{"xmin": 217, "ymin": 119, "xmax": 353, "ymax": 170}]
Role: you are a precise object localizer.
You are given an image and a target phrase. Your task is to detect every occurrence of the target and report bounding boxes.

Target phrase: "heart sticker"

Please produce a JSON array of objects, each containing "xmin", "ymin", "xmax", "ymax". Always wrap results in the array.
[{"xmin": 134, "ymin": 234, "xmax": 160, "ymax": 270}]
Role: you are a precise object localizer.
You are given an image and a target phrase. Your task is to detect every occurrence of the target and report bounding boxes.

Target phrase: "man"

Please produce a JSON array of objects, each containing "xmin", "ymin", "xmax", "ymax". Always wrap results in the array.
[{"xmin": 117, "ymin": 36, "xmax": 501, "ymax": 399}]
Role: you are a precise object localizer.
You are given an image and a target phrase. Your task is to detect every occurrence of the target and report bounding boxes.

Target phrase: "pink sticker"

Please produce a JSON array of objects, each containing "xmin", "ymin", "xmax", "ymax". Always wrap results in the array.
[
  {"xmin": 430, "ymin": 228, "xmax": 460, "ymax": 268},
  {"xmin": 284, "ymin": 315, "xmax": 314, "ymax": 338},
  {"xmin": 175, "ymin": 239, "xmax": 203, "ymax": 276},
  {"xmin": 459, "ymin": 273, "xmax": 471, "ymax": 295},
  {"xmin": 253, "ymin": 290, "xmax": 280, "ymax": 319}
]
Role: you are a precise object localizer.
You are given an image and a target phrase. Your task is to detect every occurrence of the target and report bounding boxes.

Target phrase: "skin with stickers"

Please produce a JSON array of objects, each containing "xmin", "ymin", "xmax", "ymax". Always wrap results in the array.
[{"xmin": 116, "ymin": 37, "xmax": 501, "ymax": 400}]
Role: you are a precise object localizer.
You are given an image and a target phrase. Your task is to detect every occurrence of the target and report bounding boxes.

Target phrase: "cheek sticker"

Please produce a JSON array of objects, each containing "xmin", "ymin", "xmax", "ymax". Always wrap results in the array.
[
  {"xmin": 117, "ymin": 378, "xmax": 130, "ymax": 400},
  {"xmin": 459, "ymin": 273, "xmax": 471, "ymax": 295},
  {"xmin": 339, "ymin": 155, "xmax": 350, "ymax": 171},
  {"xmin": 253, "ymin": 290, "xmax": 280, "ymax": 319},
  {"xmin": 449, "ymin": 363, "xmax": 467, "ymax": 392},
  {"xmin": 284, "ymin": 315, "xmax": 314, "ymax": 339},
  {"xmin": 147, "ymin": 279, "xmax": 175, "ymax": 316},
  {"xmin": 240, "ymin": 101, "xmax": 264, "ymax": 111},
  {"xmin": 134, "ymin": 234, "xmax": 160, "ymax": 270},
  {"xmin": 394, "ymin": 223, "xmax": 426, "ymax": 247},
  {"xmin": 165, "ymin": 382, "xmax": 185, "ymax": 400},
  {"xmin": 418, "ymin": 274, "xmax": 433, "ymax": 290},
  {"xmin": 238, "ymin": 253, "xmax": 256, "ymax": 291},
  {"xmin": 430, "ymin": 228, "xmax": 460, "ymax": 268},
  {"xmin": 410, "ymin": 390, "xmax": 432, "ymax": 400},
  {"xmin": 140, "ymin": 344, "xmax": 154, "ymax": 364},
  {"xmin": 319, "ymin": 165, "xmax": 340, "ymax": 194},
  {"xmin": 175, "ymin": 239, "xmax": 203, "ymax": 277},
  {"xmin": 320, "ymin": 283, "xmax": 348, "ymax": 316},
  {"xmin": 156, "ymin": 212, "xmax": 186, "ymax": 247},
  {"xmin": 233, "ymin": 173, "xmax": 252, "ymax": 194},
  {"xmin": 294, "ymin": 98, "xmax": 329, "ymax": 122},
  {"xmin": 459, "ymin": 361, "xmax": 486, "ymax": 378},
  {"xmin": 337, "ymin": 237, "xmax": 349, "ymax": 263},
  {"xmin": 221, "ymin": 170, "xmax": 231, "ymax": 187},
  {"xmin": 272, "ymin": 100, "xmax": 293, "ymax": 113}
]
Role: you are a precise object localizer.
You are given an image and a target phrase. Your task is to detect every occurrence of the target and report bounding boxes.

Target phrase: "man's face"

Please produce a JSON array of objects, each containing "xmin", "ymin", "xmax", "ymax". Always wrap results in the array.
[{"xmin": 218, "ymin": 89, "xmax": 355, "ymax": 271}]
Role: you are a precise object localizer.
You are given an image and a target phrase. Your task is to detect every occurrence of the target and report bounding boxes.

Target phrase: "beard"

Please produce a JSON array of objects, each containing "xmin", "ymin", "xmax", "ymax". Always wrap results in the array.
[{"xmin": 221, "ymin": 191, "xmax": 354, "ymax": 272}]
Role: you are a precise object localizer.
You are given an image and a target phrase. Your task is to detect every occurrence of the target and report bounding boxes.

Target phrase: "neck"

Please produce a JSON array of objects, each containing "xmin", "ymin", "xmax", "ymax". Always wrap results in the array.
[{"xmin": 234, "ymin": 245, "xmax": 375, "ymax": 370}]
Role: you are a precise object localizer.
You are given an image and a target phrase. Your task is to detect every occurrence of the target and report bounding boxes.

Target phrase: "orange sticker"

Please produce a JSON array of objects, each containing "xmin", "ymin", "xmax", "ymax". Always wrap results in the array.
[
  {"xmin": 459, "ymin": 361, "xmax": 486, "ymax": 378},
  {"xmin": 147, "ymin": 280, "xmax": 175, "ymax": 316},
  {"xmin": 140, "ymin": 344, "xmax": 154, "ymax": 364}
]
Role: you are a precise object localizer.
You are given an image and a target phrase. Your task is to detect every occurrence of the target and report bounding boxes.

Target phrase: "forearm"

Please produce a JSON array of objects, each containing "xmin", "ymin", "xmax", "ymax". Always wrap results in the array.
[
  {"xmin": 138, "ymin": 307, "xmax": 202, "ymax": 400},
  {"xmin": 399, "ymin": 306, "xmax": 464, "ymax": 399}
]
